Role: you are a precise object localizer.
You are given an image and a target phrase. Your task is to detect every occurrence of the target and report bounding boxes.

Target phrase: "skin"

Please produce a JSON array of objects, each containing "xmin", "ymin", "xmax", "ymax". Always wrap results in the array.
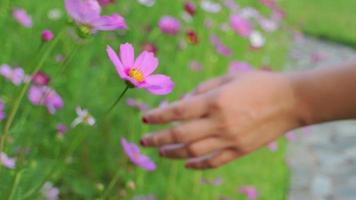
[{"xmin": 140, "ymin": 62, "xmax": 356, "ymax": 170}]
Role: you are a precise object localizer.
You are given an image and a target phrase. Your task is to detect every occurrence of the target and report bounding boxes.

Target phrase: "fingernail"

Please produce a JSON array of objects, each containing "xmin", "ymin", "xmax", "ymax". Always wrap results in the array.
[
  {"xmin": 140, "ymin": 139, "xmax": 147, "ymax": 146},
  {"xmin": 142, "ymin": 116, "xmax": 149, "ymax": 124}
]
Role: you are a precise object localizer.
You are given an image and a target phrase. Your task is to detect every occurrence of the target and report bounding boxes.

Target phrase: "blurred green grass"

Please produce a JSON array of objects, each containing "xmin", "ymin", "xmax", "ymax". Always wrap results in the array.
[
  {"xmin": 0, "ymin": 0, "xmax": 291, "ymax": 199},
  {"xmin": 281, "ymin": 0, "xmax": 356, "ymax": 46}
]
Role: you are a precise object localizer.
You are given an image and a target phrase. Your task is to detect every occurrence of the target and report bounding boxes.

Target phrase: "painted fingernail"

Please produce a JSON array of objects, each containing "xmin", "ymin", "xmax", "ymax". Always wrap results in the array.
[
  {"xmin": 142, "ymin": 116, "xmax": 149, "ymax": 124},
  {"xmin": 140, "ymin": 139, "xmax": 147, "ymax": 146}
]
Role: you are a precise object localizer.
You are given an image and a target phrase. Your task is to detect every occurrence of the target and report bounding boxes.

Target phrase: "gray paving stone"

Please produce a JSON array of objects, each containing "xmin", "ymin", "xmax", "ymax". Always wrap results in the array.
[{"xmin": 286, "ymin": 35, "xmax": 356, "ymax": 200}]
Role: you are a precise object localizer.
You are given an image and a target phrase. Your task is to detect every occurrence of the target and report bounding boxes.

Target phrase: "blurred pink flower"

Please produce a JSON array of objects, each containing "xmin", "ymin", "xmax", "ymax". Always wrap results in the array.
[
  {"xmin": 267, "ymin": 141, "xmax": 278, "ymax": 152},
  {"xmin": 184, "ymin": 2, "xmax": 196, "ymax": 16},
  {"xmin": 210, "ymin": 35, "xmax": 231, "ymax": 57},
  {"xmin": 56, "ymin": 123, "xmax": 68, "ymax": 136},
  {"xmin": 286, "ymin": 131, "xmax": 297, "ymax": 142},
  {"xmin": 0, "ymin": 64, "xmax": 25, "ymax": 85},
  {"xmin": 239, "ymin": 186, "xmax": 258, "ymax": 200},
  {"xmin": 229, "ymin": 61, "xmax": 251, "ymax": 74},
  {"xmin": 64, "ymin": 0, "xmax": 127, "ymax": 34},
  {"xmin": 41, "ymin": 29, "xmax": 54, "ymax": 42},
  {"xmin": 127, "ymin": 98, "xmax": 150, "ymax": 112},
  {"xmin": 121, "ymin": 138, "xmax": 156, "ymax": 171},
  {"xmin": 189, "ymin": 60, "xmax": 203, "ymax": 71},
  {"xmin": 106, "ymin": 43, "xmax": 174, "ymax": 95},
  {"xmin": 186, "ymin": 30, "xmax": 199, "ymax": 45},
  {"xmin": 0, "ymin": 99, "xmax": 5, "ymax": 121},
  {"xmin": 259, "ymin": 0, "xmax": 276, "ymax": 9},
  {"xmin": 141, "ymin": 42, "xmax": 157, "ymax": 55},
  {"xmin": 158, "ymin": 16, "xmax": 180, "ymax": 35},
  {"xmin": 12, "ymin": 8, "xmax": 32, "ymax": 28},
  {"xmin": 28, "ymin": 85, "xmax": 64, "ymax": 115},
  {"xmin": 32, "ymin": 71, "xmax": 50, "ymax": 86},
  {"xmin": 71, "ymin": 106, "xmax": 96, "ymax": 127},
  {"xmin": 41, "ymin": 182, "xmax": 59, "ymax": 200},
  {"xmin": 257, "ymin": 16, "xmax": 278, "ymax": 32},
  {"xmin": 132, "ymin": 195, "xmax": 155, "ymax": 200},
  {"xmin": 230, "ymin": 15, "xmax": 252, "ymax": 37},
  {"xmin": 0, "ymin": 152, "xmax": 16, "ymax": 169}
]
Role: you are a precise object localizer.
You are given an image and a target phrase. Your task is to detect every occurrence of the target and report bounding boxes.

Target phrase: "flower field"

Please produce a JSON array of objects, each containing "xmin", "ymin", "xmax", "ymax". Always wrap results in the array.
[{"xmin": 0, "ymin": 0, "xmax": 291, "ymax": 199}]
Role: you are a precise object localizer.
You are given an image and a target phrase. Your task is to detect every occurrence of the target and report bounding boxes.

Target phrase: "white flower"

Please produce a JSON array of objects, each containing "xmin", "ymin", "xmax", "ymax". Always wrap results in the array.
[
  {"xmin": 137, "ymin": 0, "xmax": 155, "ymax": 7},
  {"xmin": 71, "ymin": 106, "xmax": 96, "ymax": 127},
  {"xmin": 249, "ymin": 31, "xmax": 265, "ymax": 49},
  {"xmin": 201, "ymin": 0, "xmax": 221, "ymax": 13}
]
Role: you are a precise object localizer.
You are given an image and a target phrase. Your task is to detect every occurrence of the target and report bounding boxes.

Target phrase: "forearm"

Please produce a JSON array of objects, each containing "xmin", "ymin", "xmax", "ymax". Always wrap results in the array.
[{"xmin": 290, "ymin": 61, "xmax": 356, "ymax": 126}]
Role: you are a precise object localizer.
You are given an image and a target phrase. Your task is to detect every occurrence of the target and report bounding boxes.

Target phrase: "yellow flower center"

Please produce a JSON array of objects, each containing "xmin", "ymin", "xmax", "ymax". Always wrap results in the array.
[{"xmin": 128, "ymin": 68, "xmax": 145, "ymax": 83}]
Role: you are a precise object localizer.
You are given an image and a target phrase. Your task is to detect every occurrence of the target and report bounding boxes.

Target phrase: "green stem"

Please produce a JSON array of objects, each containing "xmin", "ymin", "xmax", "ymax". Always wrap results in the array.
[
  {"xmin": 0, "ymin": 30, "xmax": 65, "ymax": 169},
  {"xmin": 7, "ymin": 170, "xmax": 23, "ymax": 200},
  {"xmin": 100, "ymin": 168, "xmax": 121, "ymax": 200},
  {"xmin": 105, "ymin": 84, "xmax": 130, "ymax": 116}
]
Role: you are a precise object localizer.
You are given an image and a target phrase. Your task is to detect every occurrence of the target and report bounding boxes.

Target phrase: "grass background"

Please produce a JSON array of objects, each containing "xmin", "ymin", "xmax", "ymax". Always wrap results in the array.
[
  {"xmin": 0, "ymin": 0, "xmax": 292, "ymax": 199},
  {"xmin": 281, "ymin": 0, "xmax": 356, "ymax": 46}
]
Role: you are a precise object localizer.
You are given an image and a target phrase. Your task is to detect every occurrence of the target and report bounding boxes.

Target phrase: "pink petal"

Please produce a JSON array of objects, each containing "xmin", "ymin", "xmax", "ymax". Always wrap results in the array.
[
  {"xmin": 142, "ymin": 74, "xmax": 174, "ymax": 95},
  {"xmin": 106, "ymin": 45, "xmax": 127, "ymax": 79},
  {"xmin": 134, "ymin": 51, "xmax": 158, "ymax": 76},
  {"xmin": 91, "ymin": 13, "xmax": 127, "ymax": 31},
  {"xmin": 64, "ymin": 0, "xmax": 101, "ymax": 24},
  {"xmin": 120, "ymin": 43, "xmax": 135, "ymax": 68}
]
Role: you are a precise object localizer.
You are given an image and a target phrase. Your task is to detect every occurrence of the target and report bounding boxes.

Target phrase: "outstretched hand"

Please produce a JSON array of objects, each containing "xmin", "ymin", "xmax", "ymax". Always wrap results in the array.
[{"xmin": 140, "ymin": 71, "xmax": 303, "ymax": 170}]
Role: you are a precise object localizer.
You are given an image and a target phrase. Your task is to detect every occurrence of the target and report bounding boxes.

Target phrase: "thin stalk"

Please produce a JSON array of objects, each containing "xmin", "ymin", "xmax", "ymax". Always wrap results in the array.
[
  {"xmin": 7, "ymin": 170, "xmax": 23, "ymax": 200},
  {"xmin": 100, "ymin": 168, "xmax": 121, "ymax": 200},
  {"xmin": 0, "ymin": 30, "xmax": 65, "ymax": 168},
  {"xmin": 105, "ymin": 84, "xmax": 130, "ymax": 116}
]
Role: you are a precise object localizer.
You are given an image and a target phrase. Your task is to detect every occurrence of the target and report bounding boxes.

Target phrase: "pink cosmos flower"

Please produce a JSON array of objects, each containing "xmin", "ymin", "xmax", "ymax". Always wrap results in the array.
[
  {"xmin": 64, "ymin": 0, "xmax": 127, "ymax": 34},
  {"xmin": 121, "ymin": 138, "xmax": 156, "ymax": 171},
  {"xmin": 239, "ymin": 186, "xmax": 258, "ymax": 200},
  {"xmin": 184, "ymin": 2, "xmax": 196, "ymax": 16},
  {"xmin": 210, "ymin": 35, "xmax": 231, "ymax": 57},
  {"xmin": 259, "ymin": 0, "xmax": 276, "ymax": 9},
  {"xmin": 189, "ymin": 60, "xmax": 203, "ymax": 71},
  {"xmin": 28, "ymin": 85, "xmax": 64, "ymax": 114},
  {"xmin": 12, "ymin": 8, "xmax": 32, "ymax": 28},
  {"xmin": 41, "ymin": 182, "xmax": 60, "ymax": 200},
  {"xmin": 106, "ymin": 43, "xmax": 174, "ymax": 95},
  {"xmin": 32, "ymin": 71, "xmax": 50, "ymax": 86},
  {"xmin": 286, "ymin": 131, "xmax": 297, "ymax": 142},
  {"xmin": 56, "ymin": 123, "xmax": 68, "ymax": 136},
  {"xmin": 41, "ymin": 29, "xmax": 54, "ymax": 42},
  {"xmin": 0, "ymin": 99, "xmax": 5, "ymax": 121},
  {"xmin": 230, "ymin": 15, "xmax": 252, "ymax": 37},
  {"xmin": 158, "ymin": 16, "xmax": 180, "ymax": 35},
  {"xmin": 0, "ymin": 64, "xmax": 25, "ymax": 85},
  {"xmin": 0, "ymin": 152, "xmax": 16, "ymax": 169},
  {"xmin": 127, "ymin": 98, "xmax": 150, "ymax": 112},
  {"xmin": 267, "ymin": 141, "xmax": 278, "ymax": 152},
  {"xmin": 229, "ymin": 61, "xmax": 251, "ymax": 74}
]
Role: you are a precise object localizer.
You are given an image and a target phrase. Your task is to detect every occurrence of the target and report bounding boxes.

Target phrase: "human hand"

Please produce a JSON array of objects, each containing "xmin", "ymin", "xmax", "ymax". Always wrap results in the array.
[{"xmin": 140, "ymin": 71, "xmax": 303, "ymax": 170}]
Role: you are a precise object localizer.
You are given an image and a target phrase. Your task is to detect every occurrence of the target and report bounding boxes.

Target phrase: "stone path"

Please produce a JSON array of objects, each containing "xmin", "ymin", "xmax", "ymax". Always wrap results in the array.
[{"xmin": 285, "ymin": 35, "xmax": 356, "ymax": 200}]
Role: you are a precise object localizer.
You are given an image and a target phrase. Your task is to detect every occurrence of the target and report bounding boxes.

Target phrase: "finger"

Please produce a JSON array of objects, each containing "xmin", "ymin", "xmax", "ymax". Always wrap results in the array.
[
  {"xmin": 186, "ymin": 148, "xmax": 245, "ymax": 170},
  {"xmin": 160, "ymin": 137, "xmax": 230, "ymax": 159},
  {"xmin": 140, "ymin": 118, "xmax": 216, "ymax": 147},
  {"xmin": 142, "ymin": 94, "xmax": 212, "ymax": 124},
  {"xmin": 193, "ymin": 75, "xmax": 233, "ymax": 95}
]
